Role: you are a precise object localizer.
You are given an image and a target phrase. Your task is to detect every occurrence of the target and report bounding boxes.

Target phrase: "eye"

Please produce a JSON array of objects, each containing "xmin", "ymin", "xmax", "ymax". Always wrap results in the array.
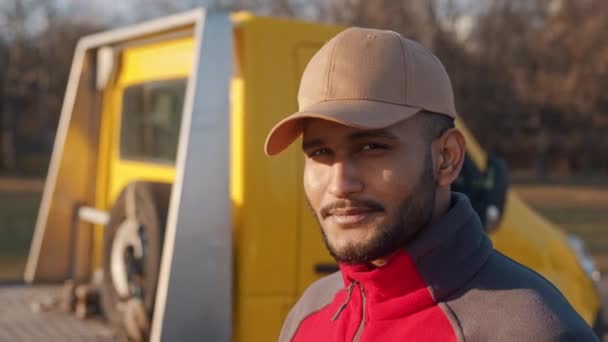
[
  {"xmin": 308, "ymin": 148, "xmax": 331, "ymax": 157},
  {"xmin": 360, "ymin": 143, "xmax": 388, "ymax": 152}
]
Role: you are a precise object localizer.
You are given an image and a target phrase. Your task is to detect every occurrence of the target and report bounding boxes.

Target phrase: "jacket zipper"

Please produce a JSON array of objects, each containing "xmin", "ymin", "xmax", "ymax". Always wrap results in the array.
[
  {"xmin": 352, "ymin": 283, "xmax": 366, "ymax": 342},
  {"xmin": 330, "ymin": 281, "xmax": 367, "ymax": 342},
  {"xmin": 331, "ymin": 281, "xmax": 356, "ymax": 321}
]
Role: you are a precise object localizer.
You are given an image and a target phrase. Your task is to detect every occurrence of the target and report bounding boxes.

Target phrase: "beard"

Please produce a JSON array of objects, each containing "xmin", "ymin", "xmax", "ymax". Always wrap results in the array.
[{"xmin": 309, "ymin": 151, "xmax": 437, "ymax": 265}]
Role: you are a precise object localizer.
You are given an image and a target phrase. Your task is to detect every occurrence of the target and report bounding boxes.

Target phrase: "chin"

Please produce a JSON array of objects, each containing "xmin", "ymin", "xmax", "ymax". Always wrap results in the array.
[{"xmin": 329, "ymin": 231, "xmax": 375, "ymax": 251}]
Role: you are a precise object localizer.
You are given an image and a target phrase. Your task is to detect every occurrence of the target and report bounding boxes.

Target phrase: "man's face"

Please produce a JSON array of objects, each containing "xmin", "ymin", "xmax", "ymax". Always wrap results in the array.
[{"xmin": 302, "ymin": 117, "xmax": 437, "ymax": 265}]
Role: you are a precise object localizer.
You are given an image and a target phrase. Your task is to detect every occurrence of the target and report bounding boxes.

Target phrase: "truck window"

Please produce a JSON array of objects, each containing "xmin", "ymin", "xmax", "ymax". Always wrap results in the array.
[{"xmin": 120, "ymin": 79, "xmax": 187, "ymax": 163}]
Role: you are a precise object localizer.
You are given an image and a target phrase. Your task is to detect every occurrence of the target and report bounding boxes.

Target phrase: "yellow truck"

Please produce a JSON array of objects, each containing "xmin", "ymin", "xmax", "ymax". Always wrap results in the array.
[{"xmin": 25, "ymin": 9, "xmax": 602, "ymax": 341}]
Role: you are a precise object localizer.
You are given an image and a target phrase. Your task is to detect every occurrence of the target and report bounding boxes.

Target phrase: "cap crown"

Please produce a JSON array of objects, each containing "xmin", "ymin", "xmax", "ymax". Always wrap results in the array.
[{"xmin": 298, "ymin": 27, "xmax": 457, "ymax": 119}]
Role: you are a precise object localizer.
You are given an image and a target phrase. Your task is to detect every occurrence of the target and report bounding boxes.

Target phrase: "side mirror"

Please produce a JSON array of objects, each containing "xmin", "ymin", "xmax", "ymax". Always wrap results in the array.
[
  {"xmin": 452, "ymin": 154, "xmax": 509, "ymax": 232},
  {"xmin": 484, "ymin": 155, "xmax": 509, "ymax": 232}
]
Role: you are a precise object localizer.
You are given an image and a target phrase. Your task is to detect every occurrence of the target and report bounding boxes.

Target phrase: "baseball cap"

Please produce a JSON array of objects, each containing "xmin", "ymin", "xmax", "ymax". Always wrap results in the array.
[{"xmin": 264, "ymin": 27, "xmax": 457, "ymax": 156}]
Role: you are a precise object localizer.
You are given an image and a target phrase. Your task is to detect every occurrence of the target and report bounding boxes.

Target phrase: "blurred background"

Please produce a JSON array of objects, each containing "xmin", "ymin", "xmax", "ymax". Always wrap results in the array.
[
  {"xmin": 3, "ymin": 0, "xmax": 607, "ymax": 281},
  {"xmin": 0, "ymin": 0, "xmax": 607, "ymax": 317}
]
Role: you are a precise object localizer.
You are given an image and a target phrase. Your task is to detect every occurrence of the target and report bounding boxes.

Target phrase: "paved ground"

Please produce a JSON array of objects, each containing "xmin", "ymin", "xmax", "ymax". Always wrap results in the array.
[{"xmin": 0, "ymin": 284, "xmax": 124, "ymax": 342}]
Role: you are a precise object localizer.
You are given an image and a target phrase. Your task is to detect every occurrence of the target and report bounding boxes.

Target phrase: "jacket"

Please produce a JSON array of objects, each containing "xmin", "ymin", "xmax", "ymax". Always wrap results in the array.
[{"xmin": 279, "ymin": 193, "xmax": 598, "ymax": 341}]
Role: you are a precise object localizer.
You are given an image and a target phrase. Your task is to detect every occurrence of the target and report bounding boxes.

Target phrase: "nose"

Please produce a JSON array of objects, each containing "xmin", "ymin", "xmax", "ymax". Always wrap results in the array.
[{"xmin": 327, "ymin": 161, "xmax": 363, "ymax": 198}]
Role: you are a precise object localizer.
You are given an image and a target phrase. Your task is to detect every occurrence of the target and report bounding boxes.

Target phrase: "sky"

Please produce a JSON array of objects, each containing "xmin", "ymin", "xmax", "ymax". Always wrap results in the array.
[
  {"xmin": 2, "ymin": 0, "xmax": 481, "ymax": 40},
  {"xmin": 55, "ymin": 0, "xmax": 479, "ymax": 26}
]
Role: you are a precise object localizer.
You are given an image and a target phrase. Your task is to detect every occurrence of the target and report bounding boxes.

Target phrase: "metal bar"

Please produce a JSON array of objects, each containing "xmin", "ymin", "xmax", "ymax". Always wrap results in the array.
[
  {"xmin": 150, "ymin": 10, "xmax": 233, "ymax": 342},
  {"xmin": 77, "ymin": 206, "xmax": 110, "ymax": 226},
  {"xmin": 79, "ymin": 9, "xmax": 203, "ymax": 51}
]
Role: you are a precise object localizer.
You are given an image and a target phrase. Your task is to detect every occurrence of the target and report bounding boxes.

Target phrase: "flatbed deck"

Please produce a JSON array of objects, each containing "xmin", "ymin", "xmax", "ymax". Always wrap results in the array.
[{"xmin": 0, "ymin": 284, "xmax": 123, "ymax": 342}]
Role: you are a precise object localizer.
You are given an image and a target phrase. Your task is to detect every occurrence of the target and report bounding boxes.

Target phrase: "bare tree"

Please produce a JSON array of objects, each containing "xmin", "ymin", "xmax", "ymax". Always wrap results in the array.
[
  {"xmin": 0, "ymin": 0, "xmax": 105, "ymax": 175},
  {"xmin": 2, "ymin": 0, "xmax": 607, "ymax": 175},
  {"xmin": 0, "ymin": 0, "xmax": 45, "ymax": 172},
  {"xmin": 315, "ymin": 0, "xmax": 437, "ymax": 48}
]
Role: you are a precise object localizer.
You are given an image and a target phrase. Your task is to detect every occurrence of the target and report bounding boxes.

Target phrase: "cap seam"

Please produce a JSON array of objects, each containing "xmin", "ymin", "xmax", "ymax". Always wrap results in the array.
[
  {"xmin": 305, "ymin": 98, "xmax": 416, "ymax": 108},
  {"xmin": 393, "ymin": 32, "xmax": 409, "ymax": 103},
  {"xmin": 325, "ymin": 31, "xmax": 345, "ymax": 100}
]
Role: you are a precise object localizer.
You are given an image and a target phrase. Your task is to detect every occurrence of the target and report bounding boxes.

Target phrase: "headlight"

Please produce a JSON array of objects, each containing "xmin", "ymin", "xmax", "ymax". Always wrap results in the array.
[{"xmin": 567, "ymin": 234, "xmax": 600, "ymax": 282}]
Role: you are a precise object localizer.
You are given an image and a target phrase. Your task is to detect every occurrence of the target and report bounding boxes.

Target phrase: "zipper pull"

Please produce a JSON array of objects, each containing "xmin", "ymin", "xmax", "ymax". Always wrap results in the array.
[{"xmin": 331, "ymin": 281, "xmax": 356, "ymax": 321}]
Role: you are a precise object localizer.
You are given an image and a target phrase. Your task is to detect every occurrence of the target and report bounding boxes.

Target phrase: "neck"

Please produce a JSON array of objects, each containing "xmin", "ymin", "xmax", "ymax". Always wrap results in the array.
[
  {"xmin": 430, "ymin": 188, "xmax": 451, "ymax": 227},
  {"xmin": 370, "ymin": 252, "xmax": 396, "ymax": 267}
]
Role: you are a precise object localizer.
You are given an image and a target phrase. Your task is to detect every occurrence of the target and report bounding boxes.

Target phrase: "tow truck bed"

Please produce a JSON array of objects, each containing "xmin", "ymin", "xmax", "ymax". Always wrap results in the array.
[{"xmin": 0, "ymin": 284, "xmax": 123, "ymax": 341}]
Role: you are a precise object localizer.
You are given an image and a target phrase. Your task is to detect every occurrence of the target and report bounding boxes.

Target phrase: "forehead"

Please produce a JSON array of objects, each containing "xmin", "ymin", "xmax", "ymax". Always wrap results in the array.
[{"xmin": 301, "ymin": 117, "xmax": 421, "ymax": 145}]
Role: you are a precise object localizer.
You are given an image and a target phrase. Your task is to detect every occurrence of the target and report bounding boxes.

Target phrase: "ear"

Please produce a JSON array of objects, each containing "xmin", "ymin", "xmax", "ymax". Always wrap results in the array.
[{"xmin": 433, "ymin": 128, "xmax": 466, "ymax": 188}]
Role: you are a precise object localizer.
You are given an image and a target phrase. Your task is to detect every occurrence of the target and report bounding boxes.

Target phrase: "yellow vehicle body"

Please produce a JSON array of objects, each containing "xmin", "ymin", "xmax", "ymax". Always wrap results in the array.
[{"xmin": 30, "ymin": 10, "xmax": 599, "ymax": 341}]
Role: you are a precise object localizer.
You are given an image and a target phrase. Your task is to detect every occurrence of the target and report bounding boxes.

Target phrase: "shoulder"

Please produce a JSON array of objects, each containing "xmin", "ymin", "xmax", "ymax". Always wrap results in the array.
[
  {"xmin": 278, "ymin": 272, "xmax": 343, "ymax": 342},
  {"xmin": 291, "ymin": 271, "xmax": 344, "ymax": 315},
  {"xmin": 443, "ymin": 251, "xmax": 598, "ymax": 341}
]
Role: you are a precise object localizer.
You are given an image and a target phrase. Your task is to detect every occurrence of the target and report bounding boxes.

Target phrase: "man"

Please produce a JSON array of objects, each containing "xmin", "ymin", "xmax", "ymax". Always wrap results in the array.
[{"xmin": 265, "ymin": 28, "xmax": 597, "ymax": 341}]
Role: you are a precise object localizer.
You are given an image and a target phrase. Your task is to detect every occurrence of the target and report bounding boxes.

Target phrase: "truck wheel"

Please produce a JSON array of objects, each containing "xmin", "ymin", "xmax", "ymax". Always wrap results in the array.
[{"xmin": 100, "ymin": 182, "xmax": 171, "ymax": 341}]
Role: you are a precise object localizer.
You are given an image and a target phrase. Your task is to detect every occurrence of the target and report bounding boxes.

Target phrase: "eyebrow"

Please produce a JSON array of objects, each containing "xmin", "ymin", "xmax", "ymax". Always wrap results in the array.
[
  {"xmin": 346, "ymin": 129, "xmax": 399, "ymax": 141},
  {"xmin": 302, "ymin": 129, "xmax": 398, "ymax": 151},
  {"xmin": 302, "ymin": 138, "xmax": 324, "ymax": 151}
]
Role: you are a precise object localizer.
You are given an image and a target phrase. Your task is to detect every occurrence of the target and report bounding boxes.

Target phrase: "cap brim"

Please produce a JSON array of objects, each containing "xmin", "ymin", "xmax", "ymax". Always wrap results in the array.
[{"xmin": 264, "ymin": 100, "xmax": 421, "ymax": 156}]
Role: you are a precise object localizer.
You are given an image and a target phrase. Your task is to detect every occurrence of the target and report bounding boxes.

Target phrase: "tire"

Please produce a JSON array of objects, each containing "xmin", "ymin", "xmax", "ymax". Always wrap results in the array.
[{"xmin": 100, "ymin": 182, "xmax": 171, "ymax": 341}]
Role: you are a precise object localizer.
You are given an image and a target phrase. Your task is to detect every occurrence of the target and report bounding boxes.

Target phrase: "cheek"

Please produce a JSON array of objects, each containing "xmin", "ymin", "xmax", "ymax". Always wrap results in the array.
[
  {"xmin": 303, "ymin": 163, "xmax": 330, "ymax": 207},
  {"xmin": 379, "ymin": 168, "xmax": 410, "ymax": 189},
  {"xmin": 381, "ymin": 169, "xmax": 395, "ymax": 183},
  {"xmin": 368, "ymin": 161, "xmax": 415, "ymax": 203},
  {"xmin": 361, "ymin": 161, "xmax": 396, "ymax": 185}
]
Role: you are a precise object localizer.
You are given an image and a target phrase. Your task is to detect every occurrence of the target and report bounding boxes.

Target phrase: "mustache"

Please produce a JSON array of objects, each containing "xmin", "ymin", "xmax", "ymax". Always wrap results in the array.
[{"xmin": 320, "ymin": 199, "xmax": 386, "ymax": 219}]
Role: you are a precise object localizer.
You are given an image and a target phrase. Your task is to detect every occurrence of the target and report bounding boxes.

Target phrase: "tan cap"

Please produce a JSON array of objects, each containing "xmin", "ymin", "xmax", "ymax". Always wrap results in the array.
[{"xmin": 264, "ymin": 27, "xmax": 457, "ymax": 156}]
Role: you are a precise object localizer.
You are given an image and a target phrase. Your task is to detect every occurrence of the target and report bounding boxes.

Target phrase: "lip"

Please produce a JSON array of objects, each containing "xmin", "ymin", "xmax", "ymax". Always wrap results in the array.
[{"xmin": 327, "ymin": 209, "xmax": 379, "ymax": 227}]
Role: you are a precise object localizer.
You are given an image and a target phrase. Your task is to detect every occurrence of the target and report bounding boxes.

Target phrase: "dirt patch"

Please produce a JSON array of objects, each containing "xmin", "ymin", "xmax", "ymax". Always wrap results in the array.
[
  {"xmin": 0, "ymin": 177, "xmax": 44, "ymax": 193},
  {"xmin": 514, "ymin": 185, "xmax": 608, "ymax": 208}
]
